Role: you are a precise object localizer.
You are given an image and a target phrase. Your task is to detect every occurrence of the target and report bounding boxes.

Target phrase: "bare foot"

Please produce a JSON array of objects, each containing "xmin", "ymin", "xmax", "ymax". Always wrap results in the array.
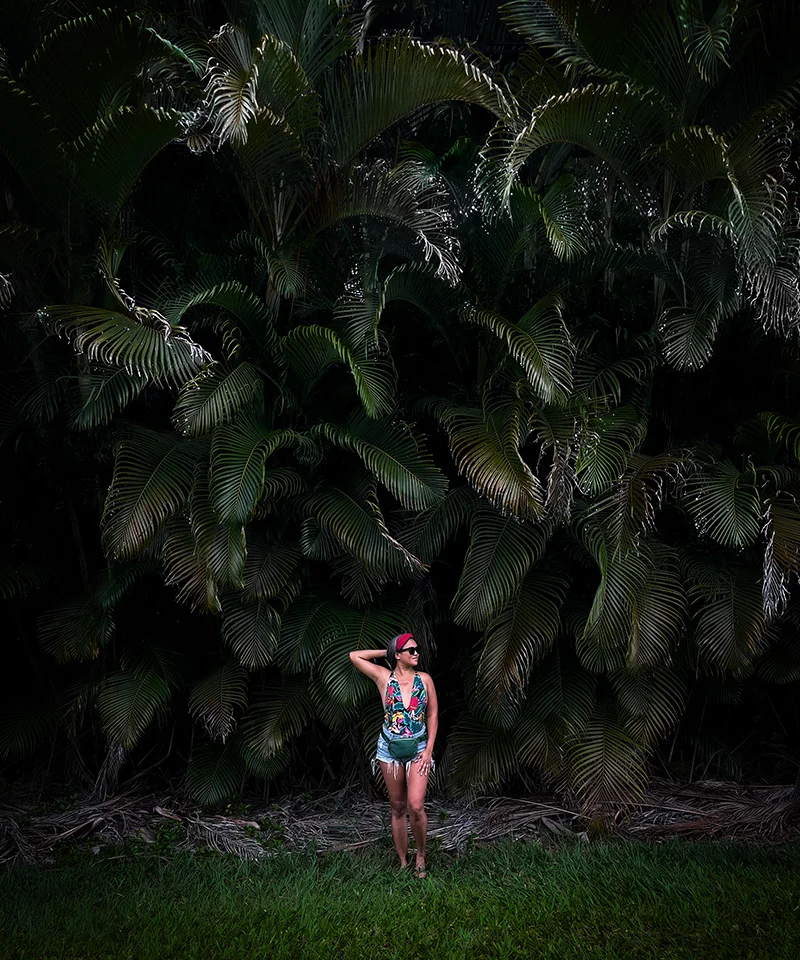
[{"xmin": 414, "ymin": 862, "xmax": 427, "ymax": 879}]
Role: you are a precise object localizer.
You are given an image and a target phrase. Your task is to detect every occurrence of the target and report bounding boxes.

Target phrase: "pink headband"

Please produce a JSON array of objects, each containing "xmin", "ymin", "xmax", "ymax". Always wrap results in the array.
[{"xmin": 395, "ymin": 633, "xmax": 414, "ymax": 651}]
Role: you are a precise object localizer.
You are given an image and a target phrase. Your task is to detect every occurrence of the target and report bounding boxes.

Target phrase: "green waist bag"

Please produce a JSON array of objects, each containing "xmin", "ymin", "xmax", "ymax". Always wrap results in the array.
[{"xmin": 382, "ymin": 731, "xmax": 421, "ymax": 760}]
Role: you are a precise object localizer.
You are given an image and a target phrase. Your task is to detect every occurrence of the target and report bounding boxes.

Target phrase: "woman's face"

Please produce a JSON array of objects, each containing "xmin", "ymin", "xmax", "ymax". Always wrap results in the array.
[{"xmin": 398, "ymin": 644, "xmax": 419, "ymax": 665}]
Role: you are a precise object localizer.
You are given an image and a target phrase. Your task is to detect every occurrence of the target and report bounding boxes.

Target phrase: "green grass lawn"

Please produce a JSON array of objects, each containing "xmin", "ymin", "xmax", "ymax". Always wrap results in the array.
[{"xmin": 1, "ymin": 838, "xmax": 798, "ymax": 959}]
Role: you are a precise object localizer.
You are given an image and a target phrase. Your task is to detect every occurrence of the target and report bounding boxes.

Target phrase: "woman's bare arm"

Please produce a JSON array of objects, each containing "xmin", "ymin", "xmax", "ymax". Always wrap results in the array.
[
  {"xmin": 421, "ymin": 673, "xmax": 438, "ymax": 752},
  {"xmin": 349, "ymin": 649, "xmax": 390, "ymax": 685}
]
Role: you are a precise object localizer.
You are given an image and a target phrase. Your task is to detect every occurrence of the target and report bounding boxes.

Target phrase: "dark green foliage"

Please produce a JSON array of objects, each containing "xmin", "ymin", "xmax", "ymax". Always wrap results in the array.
[{"xmin": 2, "ymin": 0, "xmax": 800, "ymax": 813}]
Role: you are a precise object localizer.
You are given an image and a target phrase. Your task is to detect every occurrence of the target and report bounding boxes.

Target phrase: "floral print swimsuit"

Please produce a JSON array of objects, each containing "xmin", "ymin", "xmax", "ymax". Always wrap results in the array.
[{"xmin": 384, "ymin": 672, "xmax": 427, "ymax": 737}]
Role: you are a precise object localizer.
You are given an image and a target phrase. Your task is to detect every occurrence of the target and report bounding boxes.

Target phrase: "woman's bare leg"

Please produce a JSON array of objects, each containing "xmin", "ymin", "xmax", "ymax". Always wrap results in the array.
[
  {"xmin": 380, "ymin": 761, "xmax": 409, "ymax": 867},
  {"xmin": 406, "ymin": 759, "xmax": 430, "ymax": 874}
]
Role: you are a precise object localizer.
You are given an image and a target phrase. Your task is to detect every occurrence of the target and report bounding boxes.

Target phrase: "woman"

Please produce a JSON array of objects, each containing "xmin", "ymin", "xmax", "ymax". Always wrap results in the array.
[{"xmin": 349, "ymin": 633, "xmax": 438, "ymax": 878}]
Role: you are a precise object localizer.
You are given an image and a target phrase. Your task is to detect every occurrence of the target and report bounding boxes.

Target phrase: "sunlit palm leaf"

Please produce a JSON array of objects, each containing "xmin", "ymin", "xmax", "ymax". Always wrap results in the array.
[
  {"xmin": 312, "ymin": 414, "xmax": 448, "ymax": 510},
  {"xmin": 683, "ymin": 460, "xmax": 761, "ymax": 547},
  {"xmin": 428, "ymin": 398, "xmax": 544, "ymax": 519},
  {"xmin": 44, "ymin": 305, "xmax": 210, "ymax": 387},
  {"xmin": 173, "ymin": 362, "xmax": 264, "ymax": 437},
  {"xmin": 327, "ymin": 36, "xmax": 510, "ymax": 166},
  {"xmin": 465, "ymin": 292, "xmax": 574, "ymax": 403},
  {"xmin": 102, "ymin": 427, "xmax": 197, "ymax": 559},
  {"xmin": 452, "ymin": 508, "xmax": 549, "ymax": 629},
  {"xmin": 477, "ymin": 564, "xmax": 570, "ymax": 699}
]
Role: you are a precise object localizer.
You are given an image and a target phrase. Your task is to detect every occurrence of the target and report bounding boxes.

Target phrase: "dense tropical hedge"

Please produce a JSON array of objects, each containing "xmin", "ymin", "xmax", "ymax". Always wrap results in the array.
[{"xmin": 2, "ymin": 0, "xmax": 800, "ymax": 811}]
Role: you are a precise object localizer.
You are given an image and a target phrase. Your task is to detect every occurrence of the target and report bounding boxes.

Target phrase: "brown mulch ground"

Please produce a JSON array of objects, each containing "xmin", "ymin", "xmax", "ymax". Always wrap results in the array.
[{"xmin": 1, "ymin": 780, "xmax": 798, "ymax": 865}]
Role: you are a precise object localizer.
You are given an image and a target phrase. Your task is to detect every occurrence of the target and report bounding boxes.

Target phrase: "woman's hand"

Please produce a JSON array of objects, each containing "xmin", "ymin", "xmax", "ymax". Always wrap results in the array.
[{"xmin": 416, "ymin": 750, "xmax": 433, "ymax": 776}]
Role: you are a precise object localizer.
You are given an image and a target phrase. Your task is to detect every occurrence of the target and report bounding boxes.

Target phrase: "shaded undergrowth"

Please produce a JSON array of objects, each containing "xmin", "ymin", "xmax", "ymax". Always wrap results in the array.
[{"xmin": 2, "ymin": 837, "xmax": 799, "ymax": 959}]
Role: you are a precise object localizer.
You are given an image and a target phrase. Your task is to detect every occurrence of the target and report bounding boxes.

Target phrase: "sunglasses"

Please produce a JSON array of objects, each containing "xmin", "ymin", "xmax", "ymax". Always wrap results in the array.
[{"xmin": 400, "ymin": 646, "xmax": 419, "ymax": 655}]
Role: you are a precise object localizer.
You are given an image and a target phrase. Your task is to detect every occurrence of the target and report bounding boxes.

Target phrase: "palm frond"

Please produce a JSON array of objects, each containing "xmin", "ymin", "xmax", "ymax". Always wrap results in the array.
[
  {"xmin": 210, "ymin": 414, "xmax": 301, "ymax": 524},
  {"xmin": 163, "ymin": 517, "xmax": 220, "ymax": 613},
  {"xmin": 302, "ymin": 485, "xmax": 426, "ymax": 579},
  {"xmin": 241, "ymin": 535, "xmax": 302, "ymax": 602},
  {"xmin": 464, "ymin": 292, "xmax": 574, "ymax": 403},
  {"xmin": 611, "ymin": 667, "xmax": 685, "ymax": 746},
  {"xmin": 537, "ymin": 173, "xmax": 595, "ymax": 259},
  {"xmin": 566, "ymin": 701, "xmax": 648, "ymax": 811},
  {"xmin": 221, "ymin": 596, "xmax": 281, "ymax": 669},
  {"xmin": 44, "ymin": 304, "xmax": 210, "ymax": 386},
  {"xmin": 96, "ymin": 665, "xmax": 171, "ymax": 750},
  {"xmin": 312, "ymin": 414, "xmax": 448, "ymax": 511},
  {"xmin": 398, "ymin": 485, "xmax": 476, "ymax": 564},
  {"xmin": 575, "ymin": 405, "xmax": 645, "ymax": 497},
  {"xmin": 173, "ymin": 362, "xmax": 264, "ymax": 437},
  {"xmin": 0, "ymin": 701, "xmax": 56, "ymax": 759},
  {"xmin": 282, "ymin": 324, "xmax": 396, "ymax": 418},
  {"xmin": 309, "ymin": 604, "xmax": 404, "ymax": 728},
  {"xmin": 189, "ymin": 661, "xmax": 249, "ymax": 743},
  {"xmin": 19, "ymin": 8, "xmax": 166, "ymax": 142},
  {"xmin": 326, "ymin": 36, "xmax": 510, "ymax": 166},
  {"xmin": 447, "ymin": 713, "xmax": 520, "ymax": 796},
  {"xmin": 240, "ymin": 677, "xmax": 313, "ymax": 766},
  {"xmin": 427, "ymin": 398, "xmax": 544, "ymax": 519},
  {"xmin": 452, "ymin": 508, "xmax": 550, "ymax": 629},
  {"xmin": 205, "ymin": 24, "xmax": 261, "ymax": 146},
  {"xmin": 273, "ymin": 595, "xmax": 342, "ymax": 671},
  {"xmin": 0, "ymin": 563, "xmax": 51, "ymax": 601},
  {"xmin": 102, "ymin": 427, "xmax": 197, "ymax": 560},
  {"xmin": 687, "ymin": 558, "xmax": 765, "ymax": 671},
  {"xmin": 70, "ymin": 365, "xmax": 149, "ymax": 430},
  {"xmin": 487, "ymin": 81, "xmax": 666, "ymax": 205},
  {"xmin": 683, "ymin": 460, "xmax": 761, "ymax": 547},
  {"xmin": 477, "ymin": 564, "xmax": 570, "ymax": 699},
  {"xmin": 186, "ymin": 739, "xmax": 244, "ymax": 806}
]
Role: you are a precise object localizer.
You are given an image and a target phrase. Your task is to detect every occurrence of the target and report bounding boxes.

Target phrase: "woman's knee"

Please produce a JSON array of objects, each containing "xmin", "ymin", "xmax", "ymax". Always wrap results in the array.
[
  {"xmin": 408, "ymin": 800, "xmax": 425, "ymax": 820},
  {"xmin": 390, "ymin": 800, "xmax": 407, "ymax": 818}
]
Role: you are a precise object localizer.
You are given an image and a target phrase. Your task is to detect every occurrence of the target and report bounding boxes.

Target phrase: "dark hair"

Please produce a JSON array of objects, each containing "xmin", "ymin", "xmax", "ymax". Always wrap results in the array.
[{"xmin": 386, "ymin": 633, "xmax": 414, "ymax": 670}]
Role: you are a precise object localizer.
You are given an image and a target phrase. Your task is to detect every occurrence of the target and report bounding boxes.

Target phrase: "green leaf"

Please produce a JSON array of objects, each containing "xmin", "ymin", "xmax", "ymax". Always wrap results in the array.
[
  {"xmin": 575, "ymin": 405, "xmax": 645, "ymax": 497},
  {"xmin": 70, "ymin": 365, "xmax": 148, "ymax": 430},
  {"xmin": 189, "ymin": 661, "xmax": 249, "ymax": 743},
  {"xmin": 611, "ymin": 667, "xmax": 685, "ymax": 745},
  {"xmin": 221, "ymin": 596, "xmax": 281, "ymax": 669},
  {"xmin": 210, "ymin": 415, "xmax": 300, "ymax": 524},
  {"xmin": 683, "ymin": 460, "xmax": 761, "ymax": 547},
  {"xmin": 173, "ymin": 362, "xmax": 264, "ymax": 437},
  {"xmin": 477, "ymin": 564, "xmax": 570, "ymax": 699},
  {"xmin": 326, "ymin": 36, "xmax": 510, "ymax": 166},
  {"xmin": 103, "ymin": 427, "xmax": 197, "ymax": 560},
  {"xmin": 687, "ymin": 559, "xmax": 765, "ymax": 671},
  {"xmin": 45, "ymin": 305, "xmax": 210, "ymax": 386},
  {"xmin": 303, "ymin": 485, "xmax": 425, "ymax": 579},
  {"xmin": 186, "ymin": 739, "xmax": 244, "ymax": 807},
  {"xmin": 242, "ymin": 535, "xmax": 302, "ymax": 601},
  {"xmin": 566, "ymin": 701, "xmax": 648, "ymax": 811},
  {"xmin": 240, "ymin": 678, "xmax": 313, "ymax": 765},
  {"xmin": 429, "ymin": 398, "xmax": 544, "ymax": 519},
  {"xmin": 464, "ymin": 292, "xmax": 574, "ymax": 403},
  {"xmin": 96, "ymin": 666, "xmax": 171, "ymax": 750},
  {"xmin": 452, "ymin": 509, "xmax": 549, "ymax": 630},
  {"xmin": 274, "ymin": 595, "xmax": 342, "ymax": 671},
  {"xmin": 312, "ymin": 415, "xmax": 448, "ymax": 511}
]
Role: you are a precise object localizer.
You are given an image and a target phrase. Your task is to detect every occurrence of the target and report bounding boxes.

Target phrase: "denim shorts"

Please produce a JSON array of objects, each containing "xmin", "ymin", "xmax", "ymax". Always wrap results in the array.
[{"xmin": 372, "ymin": 732, "xmax": 432, "ymax": 778}]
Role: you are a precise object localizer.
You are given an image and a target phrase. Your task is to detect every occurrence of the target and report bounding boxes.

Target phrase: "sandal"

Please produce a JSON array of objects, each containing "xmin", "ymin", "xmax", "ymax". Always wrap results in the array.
[{"xmin": 413, "ymin": 865, "xmax": 428, "ymax": 879}]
